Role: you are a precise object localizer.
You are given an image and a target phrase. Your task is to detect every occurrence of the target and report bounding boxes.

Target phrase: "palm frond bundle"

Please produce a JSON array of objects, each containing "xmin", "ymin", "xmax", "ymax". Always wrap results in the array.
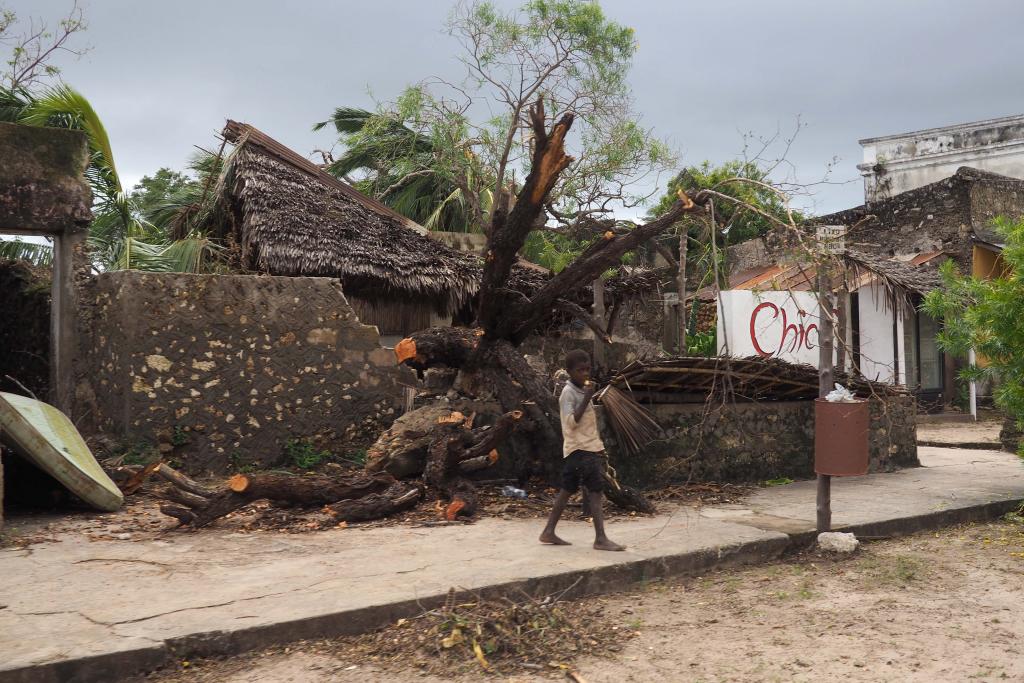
[{"xmin": 597, "ymin": 384, "xmax": 663, "ymax": 456}]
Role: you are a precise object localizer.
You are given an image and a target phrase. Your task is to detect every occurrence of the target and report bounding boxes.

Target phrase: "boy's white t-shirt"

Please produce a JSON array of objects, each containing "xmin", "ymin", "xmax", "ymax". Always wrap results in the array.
[{"xmin": 559, "ymin": 381, "xmax": 605, "ymax": 457}]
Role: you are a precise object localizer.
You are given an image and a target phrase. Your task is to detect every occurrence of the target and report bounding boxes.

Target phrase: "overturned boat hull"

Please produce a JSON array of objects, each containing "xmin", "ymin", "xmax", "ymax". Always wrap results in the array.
[{"xmin": 0, "ymin": 392, "xmax": 123, "ymax": 511}]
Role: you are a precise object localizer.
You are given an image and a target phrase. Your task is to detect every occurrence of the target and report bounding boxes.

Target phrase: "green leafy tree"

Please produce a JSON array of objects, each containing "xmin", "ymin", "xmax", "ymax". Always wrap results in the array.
[
  {"xmin": 923, "ymin": 217, "xmax": 1024, "ymax": 431},
  {"xmin": 649, "ymin": 160, "xmax": 796, "ymax": 246},
  {"xmin": 130, "ymin": 168, "xmax": 195, "ymax": 219},
  {"xmin": 643, "ymin": 160, "xmax": 798, "ymax": 351},
  {"xmin": 319, "ymin": 0, "xmax": 674, "ymax": 234}
]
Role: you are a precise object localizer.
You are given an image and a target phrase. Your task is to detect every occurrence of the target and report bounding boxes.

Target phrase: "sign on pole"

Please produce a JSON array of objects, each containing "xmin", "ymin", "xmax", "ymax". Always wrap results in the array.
[{"xmin": 815, "ymin": 225, "xmax": 847, "ymax": 254}]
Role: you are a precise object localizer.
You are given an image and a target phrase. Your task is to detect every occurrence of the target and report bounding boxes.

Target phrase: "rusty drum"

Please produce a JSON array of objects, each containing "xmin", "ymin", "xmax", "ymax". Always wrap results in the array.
[{"xmin": 814, "ymin": 398, "xmax": 869, "ymax": 476}]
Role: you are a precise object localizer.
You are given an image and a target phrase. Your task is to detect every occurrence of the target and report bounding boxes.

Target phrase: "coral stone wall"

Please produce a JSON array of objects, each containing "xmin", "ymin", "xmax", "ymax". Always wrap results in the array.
[
  {"xmin": 75, "ymin": 272, "xmax": 412, "ymax": 473},
  {"xmin": 602, "ymin": 395, "xmax": 918, "ymax": 486}
]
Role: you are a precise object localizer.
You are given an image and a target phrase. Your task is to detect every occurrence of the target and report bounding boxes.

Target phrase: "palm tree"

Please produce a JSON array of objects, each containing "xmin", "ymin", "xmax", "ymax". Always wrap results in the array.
[
  {"xmin": 315, "ymin": 107, "xmax": 492, "ymax": 232},
  {"xmin": 0, "ymin": 84, "xmax": 221, "ymax": 271}
]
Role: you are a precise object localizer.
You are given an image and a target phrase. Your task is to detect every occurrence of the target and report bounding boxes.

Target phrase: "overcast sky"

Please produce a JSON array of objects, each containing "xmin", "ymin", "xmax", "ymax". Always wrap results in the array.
[{"xmin": 8, "ymin": 0, "xmax": 1024, "ymax": 217}]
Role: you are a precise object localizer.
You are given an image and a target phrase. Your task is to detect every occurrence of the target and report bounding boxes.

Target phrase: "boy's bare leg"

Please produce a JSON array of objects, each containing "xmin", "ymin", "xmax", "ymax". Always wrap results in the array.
[
  {"xmin": 587, "ymin": 489, "xmax": 625, "ymax": 551},
  {"xmin": 539, "ymin": 490, "xmax": 573, "ymax": 545}
]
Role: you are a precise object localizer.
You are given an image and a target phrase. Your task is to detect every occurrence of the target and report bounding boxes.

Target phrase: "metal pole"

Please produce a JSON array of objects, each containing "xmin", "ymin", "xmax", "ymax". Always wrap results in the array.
[{"xmin": 816, "ymin": 266, "xmax": 834, "ymax": 533}]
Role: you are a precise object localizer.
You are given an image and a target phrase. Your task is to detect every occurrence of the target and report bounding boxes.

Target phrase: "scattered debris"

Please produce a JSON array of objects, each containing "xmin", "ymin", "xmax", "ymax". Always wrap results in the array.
[{"xmin": 328, "ymin": 587, "xmax": 635, "ymax": 676}]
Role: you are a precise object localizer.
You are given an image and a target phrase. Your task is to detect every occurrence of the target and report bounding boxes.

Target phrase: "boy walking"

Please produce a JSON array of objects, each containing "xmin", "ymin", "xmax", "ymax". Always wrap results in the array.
[{"xmin": 540, "ymin": 349, "xmax": 625, "ymax": 551}]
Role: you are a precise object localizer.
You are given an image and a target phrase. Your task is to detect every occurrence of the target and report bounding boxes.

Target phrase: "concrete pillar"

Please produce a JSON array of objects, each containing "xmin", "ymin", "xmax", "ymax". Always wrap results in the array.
[{"xmin": 50, "ymin": 230, "xmax": 84, "ymax": 415}]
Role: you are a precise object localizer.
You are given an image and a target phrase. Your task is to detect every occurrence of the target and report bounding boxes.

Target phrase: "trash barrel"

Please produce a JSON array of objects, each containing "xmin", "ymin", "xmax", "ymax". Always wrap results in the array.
[{"xmin": 814, "ymin": 398, "xmax": 869, "ymax": 476}]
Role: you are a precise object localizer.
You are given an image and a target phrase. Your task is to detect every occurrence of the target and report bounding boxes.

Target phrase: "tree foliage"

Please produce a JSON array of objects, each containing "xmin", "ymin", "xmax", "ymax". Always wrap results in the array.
[
  {"xmin": 648, "ymin": 160, "xmax": 796, "ymax": 246},
  {"xmin": 320, "ymin": 0, "xmax": 674, "ymax": 233},
  {"xmin": 923, "ymin": 217, "xmax": 1024, "ymax": 428},
  {"xmin": 0, "ymin": 0, "xmax": 88, "ymax": 91}
]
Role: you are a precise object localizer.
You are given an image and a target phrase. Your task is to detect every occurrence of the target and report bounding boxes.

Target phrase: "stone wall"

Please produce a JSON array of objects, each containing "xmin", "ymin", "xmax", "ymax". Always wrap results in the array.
[
  {"xmin": 602, "ymin": 395, "xmax": 918, "ymax": 486},
  {"xmin": 75, "ymin": 272, "xmax": 413, "ymax": 474},
  {"xmin": 727, "ymin": 237, "xmax": 773, "ymax": 276}
]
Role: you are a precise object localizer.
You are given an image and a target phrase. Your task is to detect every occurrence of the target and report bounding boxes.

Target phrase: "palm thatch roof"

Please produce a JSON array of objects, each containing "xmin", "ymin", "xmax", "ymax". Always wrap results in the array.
[
  {"xmin": 842, "ymin": 249, "xmax": 943, "ymax": 305},
  {"xmin": 215, "ymin": 121, "xmax": 480, "ymax": 313}
]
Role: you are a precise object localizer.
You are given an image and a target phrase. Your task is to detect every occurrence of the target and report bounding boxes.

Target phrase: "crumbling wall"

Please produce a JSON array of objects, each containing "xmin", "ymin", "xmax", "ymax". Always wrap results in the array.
[
  {"xmin": 970, "ymin": 177, "xmax": 1024, "ymax": 232},
  {"xmin": 602, "ymin": 395, "xmax": 918, "ymax": 486},
  {"xmin": 0, "ymin": 260, "xmax": 51, "ymax": 399},
  {"xmin": 523, "ymin": 295, "xmax": 668, "ymax": 380},
  {"xmin": 727, "ymin": 237, "xmax": 773, "ymax": 276},
  {"xmin": 76, "ymin": 272, "xmax": 412, "ymax": 474},
  {"xmin": 818, "ymin": 168, "xmax": 1024, "ymax": 269}
]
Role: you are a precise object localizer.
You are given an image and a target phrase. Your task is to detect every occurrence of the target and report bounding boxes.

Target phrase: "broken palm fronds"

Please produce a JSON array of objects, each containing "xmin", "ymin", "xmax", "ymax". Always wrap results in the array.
[
  {"xmin": 611, "ymin": 355, "xmax": 908, "ymax": 403},
  {"xmin": 842, "ymin": 249, "xmax": 942, "ymax": 313},
  {"xmin": 334, "ymin": 587, "xmax": 634, "ymax": 676},
  {"xmin": 597, "ymin": 384, "xmax": 664, "ymax": 455}
]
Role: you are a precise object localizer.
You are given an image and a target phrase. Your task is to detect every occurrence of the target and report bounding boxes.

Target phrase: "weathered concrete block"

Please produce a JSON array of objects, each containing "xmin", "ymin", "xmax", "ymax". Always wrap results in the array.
[{"xmin": 0, "ymin": 121, "xmax": 92, "ymax": 232}]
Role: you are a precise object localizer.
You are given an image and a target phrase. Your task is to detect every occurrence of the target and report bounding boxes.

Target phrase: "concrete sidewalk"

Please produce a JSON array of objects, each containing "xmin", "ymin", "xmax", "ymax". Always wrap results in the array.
[{"xmin": 2, "ymin": 446, "xmax": 1022, "ymax": 683}]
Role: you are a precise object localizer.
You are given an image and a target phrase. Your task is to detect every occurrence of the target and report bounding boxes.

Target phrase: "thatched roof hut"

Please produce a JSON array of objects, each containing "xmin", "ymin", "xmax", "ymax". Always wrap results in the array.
[{"xmin": 216, "ymin": 121, "xmax": 480, "ymax": 316}]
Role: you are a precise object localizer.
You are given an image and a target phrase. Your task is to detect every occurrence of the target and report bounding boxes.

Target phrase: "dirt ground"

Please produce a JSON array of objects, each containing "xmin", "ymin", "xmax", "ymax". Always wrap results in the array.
[{"xmin": 131, "ymin": 518, "xmax": 1024, "ymax": 683}]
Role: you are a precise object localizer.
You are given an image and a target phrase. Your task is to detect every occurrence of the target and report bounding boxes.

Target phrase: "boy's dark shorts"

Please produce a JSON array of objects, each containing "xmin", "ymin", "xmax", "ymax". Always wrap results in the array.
[{"xmin": 561, "ymin": 450, "xmax": 605, "ymax": 493}]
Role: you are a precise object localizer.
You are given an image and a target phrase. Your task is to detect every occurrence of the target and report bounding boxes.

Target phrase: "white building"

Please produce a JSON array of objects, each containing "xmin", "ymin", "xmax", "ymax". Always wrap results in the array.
[
  {"xmin": 859, "ymin": 114, "xmax": 1024, "ymax": 202},
  {"xmin": 713, "ymin": 253, "xmax": 944, "ymax": 407}
]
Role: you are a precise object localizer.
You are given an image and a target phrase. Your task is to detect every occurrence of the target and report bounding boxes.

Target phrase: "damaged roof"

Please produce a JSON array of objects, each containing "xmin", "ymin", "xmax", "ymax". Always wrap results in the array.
[
  {"xmin": 813, "ymin": 166, "xmax": 1024, "ymax": 265},
  {"xmin": 216, "ymin": 121, "xmax": 481, "ymax": 313},
  {"xmin": 692, "ymin": 250, "xmax": 942, "ymax": 306}
]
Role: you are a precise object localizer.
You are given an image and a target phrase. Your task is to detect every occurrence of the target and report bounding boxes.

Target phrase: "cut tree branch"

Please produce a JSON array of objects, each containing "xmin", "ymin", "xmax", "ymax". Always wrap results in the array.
[
  {"xmin": 507, "ymin": 190, "xmax": 704, "ymax": 344},
  {"xmin": 554, "ymin": 299, "xmax": 612, "ymax": 344}
]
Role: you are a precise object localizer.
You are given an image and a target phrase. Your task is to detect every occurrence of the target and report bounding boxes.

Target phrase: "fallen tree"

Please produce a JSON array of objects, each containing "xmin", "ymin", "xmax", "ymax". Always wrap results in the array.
[
  {"xmin": 157, "ymin": 409, "xmax": 523, "ymax": 528},
  {"xmin": 156, "ymin": 100, "xmax": 703, "ymax": 528}
]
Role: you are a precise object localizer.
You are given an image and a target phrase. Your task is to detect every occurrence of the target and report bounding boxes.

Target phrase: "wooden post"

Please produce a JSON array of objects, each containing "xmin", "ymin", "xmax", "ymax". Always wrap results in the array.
[
  {"xmin": 836, "ymin": 283, "xmax": 848, "ymax": 373},
  {"xmin": 816, "ymin": 265, "xmax": 834, "ymax": 533},
  {"xmin": 592, "ymin": 275, "xmax": 606, "ymax": 373},
  {"xmin": 677, "ymin": 227, "xmax": 688, "ymax": 353}
]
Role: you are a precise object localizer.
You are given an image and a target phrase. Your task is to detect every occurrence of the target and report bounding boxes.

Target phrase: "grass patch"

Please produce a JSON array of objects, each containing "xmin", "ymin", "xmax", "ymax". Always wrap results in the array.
[
  {"xmin": 284, "ymin": 439, "xmax": 331, "ymax": 469},
  {"xmin": 336, "ymin": 449, "xmax": 368, "ymax": 468},
  {"xmin": 859, "ymin": 553, "xmax": 925, "ymax": 586}
]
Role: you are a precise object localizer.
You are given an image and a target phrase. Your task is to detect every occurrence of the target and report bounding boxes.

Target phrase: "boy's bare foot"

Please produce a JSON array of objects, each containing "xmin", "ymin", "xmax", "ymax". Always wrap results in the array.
[
  {"xmin": 539, "ymin": 532, "xmax": 572, "ymax": 545},
  {"xmin": 593, "ymin": 538, "xmax": 625, "ymax": 551}
]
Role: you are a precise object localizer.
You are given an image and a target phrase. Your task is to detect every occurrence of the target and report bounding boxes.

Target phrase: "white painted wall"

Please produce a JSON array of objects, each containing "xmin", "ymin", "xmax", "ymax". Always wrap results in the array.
[
  {"xmin": 717, "ymin": 290, "xmax": 822, "ymax": 366},
  {"xmin": 717, "ymin": 287, "xmax": 913, "ymax": 388},
  {"xmin": 858, "ymin": 114, "xmax": 1024, "ymax": 201},
  {"xmin": 855, "ymin": 285, "xmax": 899, "ymax": 384}
]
